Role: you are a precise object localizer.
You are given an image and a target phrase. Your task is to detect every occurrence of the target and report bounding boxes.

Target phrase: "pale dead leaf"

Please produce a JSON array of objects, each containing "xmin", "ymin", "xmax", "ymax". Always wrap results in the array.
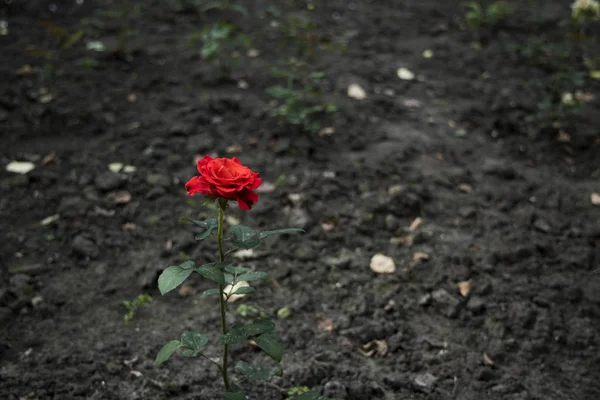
[
  {"xmin": 108, "ymin": 190, "xmax": 132, "ymax": 204},
  {"xmin": 318, "ymin": 126, "xmax": 335, "ymax": 137},
  {"xmin": 233, "ymin": 249, "xmax": 255, "ymax": 260},
  {"xmin": 6, "ymin": 161, "xmax": 35, "ymax": 174},
  {"xmin": 247, "ymin": 48, "xmax": 260, "ymax": 57},
  {"xmin": 557, "ymin": 131, "xmax": 571, "ymax": 143},
  {"xmin": 403, "ymin": 98, "xmax": 422, "ymax": 108},
  {"xmin": 370, "ymin": 253, "xmax": 396, "ymax": 274},
  {"xmin": 178, "ymin": 284, "xmax": 194, "ymax": 297},
  {"xmin": 591, "ymin": 192, "xmax": 600, "ymax": 206},
  {"xmin": 41, "ymin": 152, "xmax": 57, "ymax": 165},
  {"xmin": 347, "ymin": 83, "xmax": 367, "ymax": 100},
  {"xmin": 226, "ymin": 144, "xmax": 242, "ymax": 154},
  {"xmin": 483, "ymin": 352, "xmax": 494, "ymax": 366},
  {"xmin": 94, "ymin": 206, "xmax": 115, "ymax": 217},
  {"xmin": 423, "ymin": 49, "xmax": 434, "ymax": 58},
  {"xmin": 15, "ymin": 65, "xmax": 34, "ymax": 76},
  {"xmin": 317, "ymin": 317, "xmax": 334, "ymax": 332},
  {"xmin": 127, "ymin": 93, "xmax": 137, "ymax": 103},
  {"xmin": 31, "ymin": 295, "xmax": 44, "ymax": 308},
  {"xmin": 164, "ymin": 239, "xmax": 173, "ymax": 251},
  {"xmin": 108, "ymin": 162, "xmax": 123, "ymax": 173},
  {"xmin": 360, "ymin": 339, "xmax": 388, "ymax": 357},
  {"xmin": 40, "ymin": 214, "xmax": 60, "ymax": 226},
  {"xmin": 457, "ymin": 279, "xmax": 473, "ymax": 297},
  {"xmin": 256, "ymin": 182, "xmax": 276, "ymax": 193},
  {"xmin": 321, "ymin": 222, "xmax": 335, "ymax": 232},
  {"xmin": 397, "ymin": 67, "xmax": 415, "ymax": 80},
  {"xmin": 237, "ymin": 80, "xmax": 249, "ymax": 90},
  {"xmin": 123, "ymin": 165, "xmax": 136, "ymax": 173},
  {"xmin": 413, "ymin": 252, "xmax": 430, "ymax": 262},
  {"xmin": 458, "ymin": 183, "xmax": 473, "ymax": 193},
  {"xmin": 287, "ymin": 193, "xmax": 303, "ymax": 204},
  {"xmin": 122, "ymin": 222, "xmax": 137, "ymax": 230},
  {"xmin": 224, "ymin": 281, "xmax": 250, "ymax": 303},
  {"xmin": 408, "ymin": 217, "xmax": 423, "ymax": 231},
  {"xmin": 390, "ymin": 235, "xmax": 413, "ymax": 246},
  {"xmin": 226, "ymin": 216, "xmax": 240, "ymax": 226}
]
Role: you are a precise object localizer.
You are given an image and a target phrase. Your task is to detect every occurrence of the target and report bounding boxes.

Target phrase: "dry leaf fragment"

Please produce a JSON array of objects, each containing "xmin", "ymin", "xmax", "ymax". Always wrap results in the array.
[
  {"xmin": 483, "ymin": 352, "xmax": 494, "ymax": 366},
  {"xmin": 321, "ymin": 222, "xmax": 335, "ymax": 232},
  {"xmin": 40, "ymin": 214, "xmax": 60, "ymax": 226},
  {"xmin": 423, "ymin": 49, "xmax": 434, "ymax": 58},
  {"xmin": 318, "ymin": 126, "xmax": 335, "ymax": 136},
  {"xmin": 256, "ymin": 182, "xmax": 275, "ymax": 193},
  {"xmin": 247, "ymin": 48, "xmax": 260, "ymax": 57},
  {"xmin": 224, "ymin": 281, "xmax": 250, "ymax": 303},
  {"xmin": 317, "ymin": 317, "xmax": 334, "ymax": 332},
  {"xmin": 237, "ymin": 80, "xmax": 249, "ymax": 90},
  {"xmin": 457, "ymin": 183, "xmax": 473, "ymax": 193},
  {"xmin": 108, "ymin": 190, "xmax": 132, "ymax": 204},
  {"xmin": 409, "ymin": 217, "xmax": 423, "ymax": 231},
  {"xmin": 413, "ymin": 252, "xmax": 430, "ymax": 262},
  {"xmin": 347, "ymin": 83, "xmax": 367, "ymax": 100},
  {"xmin": 370, "ymin": 253, "xmax": 396, "ymax": 274},
  {"xmin": 122, "ymin": 222, "xmax": 137, "ymax": 230},
  {"xmin": 226, "ymin": 216, "xmax": 240, "ymax": 225},
  {"xmin": 6, "ymin": 161, "xmax": 35, "ymax": 174},
  {"xmin": 233, "ymin": 249, "xmax": 255, "ymax": 260},
  {"xmin": 390, "ymin": 235, "xmax": 413, "ymax": 246},
  {"xmin": 178, "ymin": 284, "xmax": 194, "ymax": 297},
  {"xmin": 457, "ymin": 279, "xmax": 473, "ymax": 297},
  {"xmin": 41, "ymin": 152, "xmax": 57, "ymax": 165},
  {"xmin": 360, "ymin": 339, "xmax": 388, "ymax": 357},
  {"xmin": 127, "ymin": 93, "xmax": 137, "ymax": 102},
  {"xmin": 15, "ymin": 65, "xmax": 34, "ymax": 76},
  {"xmin": 108, "ymin": 162, "xmax": 123, "ymax": 173},
  {"xmin": 591, "ymin": 192, "xmax": 600, "ymax": 206},
  {"xmin": 557, "ymin": 131, "xmax": 571, "ymax": 143},
  {"xmin": 397, "ymin": 67, "xmax": 415, "ymax": 80},
  {"xmin": 226, "ymin": 144, "xmax": 242, "ymax": 154}
]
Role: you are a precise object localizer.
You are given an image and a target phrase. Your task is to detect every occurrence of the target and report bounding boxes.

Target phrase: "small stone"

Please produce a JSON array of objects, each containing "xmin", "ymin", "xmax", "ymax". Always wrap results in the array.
[
  {"xmin": 58, "ymin": 197, "xmax": 88, "ymax": 217},
  {"xmin": 482, "ymin": 158, "xmax": 517, "ymax": 180},
  {"xmin": 9, "ymin": 274, "xmax": 31, "ymax": 293},
  {"xmin": 169, "ymin": 123, "xmax": 192, "ymax": 136},
  {"xmin": 418, "ymin": 293, "xmax": 432, "ymax": 306},
  {"xmin": 288, "ymin": 208, "xmax": 310, "ymax": 229},
  {"xmin": 370, "ymin": 254, "xmax": 396, "ymax": 274},
  {"xmin": 532, "ymin": 219, "xmax": 551, "ymax": 233},
  {"xmin": 323, "ymin": 381, "xmax": 347, "ymax": 398},
  {"xmin": 94, "ymin": 171, "xmax": 123, "ymax": 191},
  {"xmin": 348, "ymin": 83, "xmax": 367, "ymax": 100},
  {"xmin": 459, "ymin": 206, "xmax": 477, "ymax": 218},
  {"xmin": 466, "ymin": 296, "xmax": 486, "ymax": 314},
  {"xmin": 72, "ymin": 236, "xmax": 99, "ymax": 259},
  {"xmin": 187, "ymin": 134, "xmax": 215, "ymax": 153},
  {"xmin": 414, "ymin": 372, "xmax": 437, "ymax": 388},
  {"xmin": 146, "ymin": 173, "xmax": 170, "ymax": 187}
]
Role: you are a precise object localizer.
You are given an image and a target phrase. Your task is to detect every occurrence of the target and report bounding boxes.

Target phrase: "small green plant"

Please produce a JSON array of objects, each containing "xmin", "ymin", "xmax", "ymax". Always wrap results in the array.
[
  {"xmin": 571, "ymin": 0, "xmax": 600, "ymax": 24},
  {"xmin": 287, "ymin": 388, "xmax": 343, "ymax": 400},
  {"xmin": 189, "ymin": 22, "xmax": 251, "ymax": 78},
  {"xmin": 172, "ymin": 0, "xmax": 248, "ymax": 16},
  {"xmin": 123, "ymin": 293, "xmax": 152, "ymax": 322},
  {"xmin": 287, "ymin": 386, "xmax": 310, "ymax": 399},
  {"xmin": 463, "ymin": 1, "xmax": 513, "ymax": 29},
  {"xmin": 26, "ymin": 21, "xmax": 84, "ymax": 80},
  {"xmin": 266, "ymin": 58, "xmax": 336, "ymax": 133}
]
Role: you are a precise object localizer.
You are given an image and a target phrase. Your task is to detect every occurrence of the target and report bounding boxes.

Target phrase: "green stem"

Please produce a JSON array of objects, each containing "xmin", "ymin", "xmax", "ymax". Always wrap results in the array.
[{"xmin": 217, "ymin": 205, "xmax": 230, "ymax": 391}]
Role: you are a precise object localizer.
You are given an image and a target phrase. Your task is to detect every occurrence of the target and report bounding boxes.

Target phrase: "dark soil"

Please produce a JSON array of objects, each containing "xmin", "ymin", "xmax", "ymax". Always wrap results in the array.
[{"xmin": 1, "ymin": 1, "xmax": 600, "ymax": 399}]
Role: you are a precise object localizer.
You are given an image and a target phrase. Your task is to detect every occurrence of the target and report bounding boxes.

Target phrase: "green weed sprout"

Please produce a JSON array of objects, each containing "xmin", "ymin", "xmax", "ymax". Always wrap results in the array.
[{"xmin": 123, "ymin": 293, "xmax": 152, "ymax": 322}]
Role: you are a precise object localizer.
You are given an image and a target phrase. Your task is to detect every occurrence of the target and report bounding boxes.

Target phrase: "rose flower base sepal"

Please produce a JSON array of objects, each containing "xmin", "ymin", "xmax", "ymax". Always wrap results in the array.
[{"xmin": 155, "ymin": 155, "xmax": 306, "ymax": 400}]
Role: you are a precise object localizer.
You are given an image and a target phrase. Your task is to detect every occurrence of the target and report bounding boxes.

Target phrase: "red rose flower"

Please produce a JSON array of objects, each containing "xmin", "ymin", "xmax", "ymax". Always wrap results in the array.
[{"xmin": 185, "ymin": 155, "xmax": 262, "ymax": 210}]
